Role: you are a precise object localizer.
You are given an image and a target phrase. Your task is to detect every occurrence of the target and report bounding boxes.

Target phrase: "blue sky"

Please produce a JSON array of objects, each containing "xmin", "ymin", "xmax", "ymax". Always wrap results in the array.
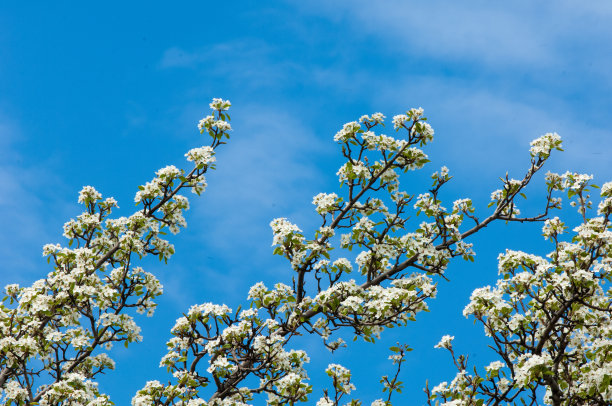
[{"xmin": 1, "ymin": 1, "xmax": 611, "ymax": 404}]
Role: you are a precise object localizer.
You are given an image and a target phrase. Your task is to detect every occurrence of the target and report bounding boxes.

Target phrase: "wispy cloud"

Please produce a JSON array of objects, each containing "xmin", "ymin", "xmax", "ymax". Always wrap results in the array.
[
  {"xmin": 158, "ymin": 40, "xmax": 303, "ymax": 90},
  {"xmin": 159, "ymin": 47, "xmax": 206, "ymax": 69},
  {"xmin": 137, "ymin": 99, "xmax": 337, "ymax": 310},
  {"xmin": 0, "ymin": 116, "xmax": 50, "ymax": 283},
  {"xmin": 0, "ymin": 114, "xmax": 74, "ymax": 285},
  {"xmin": 290, "ymin": 0, "xmax": 612, "ymax": 83},
  {"xmin": 159, "ymin": 40, "xmax": 279, "ymax": 70},
  {"xmin": 189, "ymin": 105, "xmax": 331, "ymax": 269}
]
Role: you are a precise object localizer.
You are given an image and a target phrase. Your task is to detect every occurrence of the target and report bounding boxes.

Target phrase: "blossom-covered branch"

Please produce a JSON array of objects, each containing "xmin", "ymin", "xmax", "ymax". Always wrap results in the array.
[
  {"xmin": 428, "ymin": 176, "xmax": 611, "ymax": 405},
  {"xmin": 0, "ymin": 99, "xmax": 232, "ymax": 405}
]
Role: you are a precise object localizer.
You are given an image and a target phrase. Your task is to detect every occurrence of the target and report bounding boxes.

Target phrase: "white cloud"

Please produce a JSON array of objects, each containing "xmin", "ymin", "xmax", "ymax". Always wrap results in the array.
[
  {"xmin": 159, "ymin": 47, "xmax": 204, "ymax": 69},
  {"xmin": 290, "ymin": 0, "xmax": 612, "ymax": 77},
  {"xmin": 158, "ymin": 39, "xmax": 312, "ymax": 97},
  {"xmin": 0, "ymin": 114, "xmax": 73, "ymax": 284},
  {"xmin": 189, "ymin": 104, "xmax": 331, "ymax": 265}
]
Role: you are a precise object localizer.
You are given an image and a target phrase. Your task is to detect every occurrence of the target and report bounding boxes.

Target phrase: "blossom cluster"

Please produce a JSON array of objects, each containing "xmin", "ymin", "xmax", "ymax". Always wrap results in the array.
[{"xmin": 529, "ymin": 132, "xmax": 562, "ymax": 158}]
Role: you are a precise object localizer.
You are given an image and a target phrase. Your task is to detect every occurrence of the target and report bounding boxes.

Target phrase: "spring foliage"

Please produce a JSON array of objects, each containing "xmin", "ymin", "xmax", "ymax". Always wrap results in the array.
[{"xmin": 0, "ymin": 99, "xmax": 609, "ymax": 406}]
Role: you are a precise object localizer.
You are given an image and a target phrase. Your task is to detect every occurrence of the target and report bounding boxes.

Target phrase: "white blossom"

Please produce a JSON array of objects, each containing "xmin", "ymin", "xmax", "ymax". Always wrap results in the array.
[
  {"xmin": 434, "ymin": 335, "xmax": 455, "ymax": 350},
  {"xmin": 312, "ymin": 192, "xmax": 338, "ymax": 214}
]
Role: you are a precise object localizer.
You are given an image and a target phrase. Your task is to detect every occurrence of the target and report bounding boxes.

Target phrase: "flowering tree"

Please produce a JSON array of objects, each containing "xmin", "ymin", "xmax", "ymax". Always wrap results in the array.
[
  {"xmin": 427, "ymin": 175, "xmax": 612, "ymax": 405},
  {"xmin": 1, "ymin": 98, "xmax": 608, "ymax": 406}
]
